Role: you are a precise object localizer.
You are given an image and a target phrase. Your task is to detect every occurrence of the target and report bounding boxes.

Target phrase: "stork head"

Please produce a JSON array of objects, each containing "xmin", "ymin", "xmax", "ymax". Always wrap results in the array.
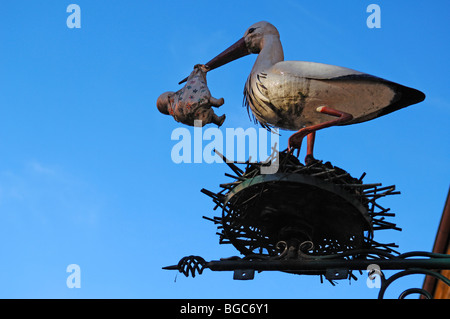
[
  {"xmin": 243, "ymin": 21, "xmax": 280, "ymax": 54},
  {"xmin": 206, "ymin": 21, "xmax": 279, "ymax": 69}
]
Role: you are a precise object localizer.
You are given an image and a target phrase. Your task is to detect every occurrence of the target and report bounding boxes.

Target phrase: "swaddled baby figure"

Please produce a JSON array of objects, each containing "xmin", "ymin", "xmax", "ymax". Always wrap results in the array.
[{"xmin": 156, "ymin": 64, "xmax": 225, "ymax": 127}]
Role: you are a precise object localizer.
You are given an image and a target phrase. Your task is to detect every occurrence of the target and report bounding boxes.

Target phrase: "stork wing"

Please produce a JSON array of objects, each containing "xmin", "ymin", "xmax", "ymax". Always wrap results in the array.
[
  {"xmin": 270, "ymin": 61, "xmax": 366, "ymax": 80},
  {"xmin": 268, "ymin": 61, "xmax": 425, "ymax": 124}
]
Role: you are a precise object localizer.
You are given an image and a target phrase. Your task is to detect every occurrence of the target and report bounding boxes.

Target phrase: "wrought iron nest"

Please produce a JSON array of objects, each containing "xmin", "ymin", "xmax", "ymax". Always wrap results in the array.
[
  {"xmin": 163, "ymin": 149, "xmax": 450, "ymax": 298},
  {"xmin": 202, "ymin": 149, "xmax": 401, "ymax": 262}
]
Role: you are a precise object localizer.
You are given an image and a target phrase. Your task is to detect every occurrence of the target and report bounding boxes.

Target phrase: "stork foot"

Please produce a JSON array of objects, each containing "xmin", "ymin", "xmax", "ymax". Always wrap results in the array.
[
  {"xmin": 304, "ymin": 154, "xmax": 319, "ymax": 166},
  {"xmin": 288, "ymin": 106, "xmax": 353, "ymax": 164},
  {"xmin": 288, "ymin": 130, "xmax": 309, "ymax": 158}
]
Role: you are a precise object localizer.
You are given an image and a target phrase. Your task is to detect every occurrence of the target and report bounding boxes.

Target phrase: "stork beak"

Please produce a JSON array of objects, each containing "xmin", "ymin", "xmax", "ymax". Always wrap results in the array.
[
  {"xmin": 179, "ymin": 37, "xmax": 249, "ymax": 84},
  {"xmin": 205, "ymin": 37, "xmax": 250, "ymax": 72}
]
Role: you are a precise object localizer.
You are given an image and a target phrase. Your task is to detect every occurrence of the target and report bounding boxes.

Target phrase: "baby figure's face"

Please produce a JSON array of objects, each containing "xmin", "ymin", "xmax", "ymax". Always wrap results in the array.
[{"xmin": 156, "ymin": 91, "xmax": 175, "ymax": 115}]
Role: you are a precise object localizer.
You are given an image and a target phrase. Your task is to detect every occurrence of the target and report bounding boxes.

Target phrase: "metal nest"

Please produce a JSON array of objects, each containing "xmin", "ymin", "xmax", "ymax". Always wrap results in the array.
[
  {"xmin": 163, "ymin": 148, "xmax": 450, "ymax": 297},
  {"xmin": 201, "ymin": 149, "xmax": 401, "ymax": 264}
]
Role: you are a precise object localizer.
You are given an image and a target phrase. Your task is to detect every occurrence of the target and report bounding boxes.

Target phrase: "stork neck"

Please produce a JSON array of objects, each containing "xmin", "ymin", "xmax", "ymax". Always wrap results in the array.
[{"xmin": 252, "ymin": 35, "xmax": 284, "ymax": 73}]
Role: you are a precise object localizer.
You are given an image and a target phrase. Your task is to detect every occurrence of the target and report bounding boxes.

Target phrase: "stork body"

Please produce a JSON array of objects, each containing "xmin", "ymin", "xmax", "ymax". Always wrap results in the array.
[
  {"xmin": 244, "ymin": 60, "xmax": 423, "ymax": 130},
  {"xmin": 191, "ymin": 21, "xmax": 425, "ymax": 163}
]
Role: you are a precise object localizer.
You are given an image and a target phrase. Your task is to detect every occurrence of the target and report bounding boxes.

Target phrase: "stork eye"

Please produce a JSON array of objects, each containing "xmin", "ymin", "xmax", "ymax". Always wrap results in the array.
[{"xmin": 248, "ymin": 27, "xmax": 256, "ymax": 34}]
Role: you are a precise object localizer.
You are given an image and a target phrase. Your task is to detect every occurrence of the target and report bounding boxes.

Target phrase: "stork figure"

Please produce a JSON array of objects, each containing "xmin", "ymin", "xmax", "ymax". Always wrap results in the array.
[{"xmin": 182, "ymin": 21, "xmax": 425, "ymax": 164}]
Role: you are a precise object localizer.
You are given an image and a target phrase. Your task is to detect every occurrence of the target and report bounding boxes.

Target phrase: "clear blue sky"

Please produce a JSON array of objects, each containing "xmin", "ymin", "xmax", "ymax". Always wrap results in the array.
[{"xmin": 0, "ymin": 0, "xmax": 448, "ymax": 299}]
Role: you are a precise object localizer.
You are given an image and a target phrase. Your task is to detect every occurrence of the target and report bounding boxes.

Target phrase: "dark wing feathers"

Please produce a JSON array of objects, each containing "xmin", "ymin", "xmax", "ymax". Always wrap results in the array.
[{"xmin": 243, "ymin": 73, "xmax": 277, "ymax": 131}]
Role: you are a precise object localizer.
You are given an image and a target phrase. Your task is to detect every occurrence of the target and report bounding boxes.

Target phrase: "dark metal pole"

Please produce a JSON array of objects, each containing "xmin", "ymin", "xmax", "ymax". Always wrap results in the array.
[{"xmin": 205, "ymin": 258, "xmax": 450, "ymax": 272}]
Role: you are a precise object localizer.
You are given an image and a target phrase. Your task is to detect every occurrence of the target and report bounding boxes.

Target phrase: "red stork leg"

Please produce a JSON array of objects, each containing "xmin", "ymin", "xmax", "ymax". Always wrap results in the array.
[
  {"xmin": 288, "ymin": 106, "xmax": 353, "ymax": 164},
  {"xmin": 305, "ymin": 132, "xmax": 316, "ymax": 165}
]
